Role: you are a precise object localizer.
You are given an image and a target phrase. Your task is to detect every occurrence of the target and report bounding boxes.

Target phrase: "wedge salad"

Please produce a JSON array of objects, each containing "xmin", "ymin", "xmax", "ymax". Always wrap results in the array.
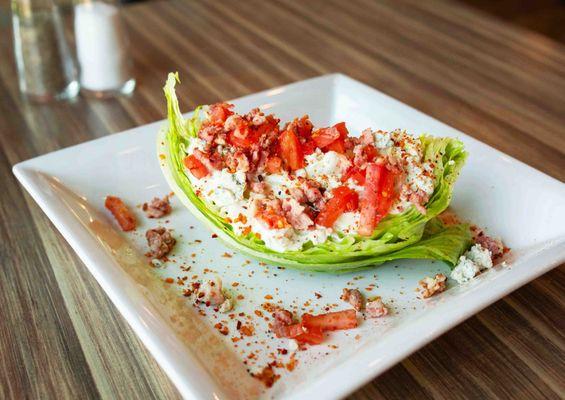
[{"xmin": 160, "ymin": 73, "xmax": 473, "ymax": 272}]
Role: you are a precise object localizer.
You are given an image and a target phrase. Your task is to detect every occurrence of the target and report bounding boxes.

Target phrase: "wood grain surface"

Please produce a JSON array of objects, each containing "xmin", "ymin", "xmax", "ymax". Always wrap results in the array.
[{"xmin": 1, "ymin": 0, "xmax": 564, "ymax": 399}]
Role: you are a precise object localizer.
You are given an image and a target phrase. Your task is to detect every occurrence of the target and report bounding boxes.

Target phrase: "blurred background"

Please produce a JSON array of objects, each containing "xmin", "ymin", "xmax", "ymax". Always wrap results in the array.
[{"xmin": 0, "ymin": 0, "xmax": 564, "ymax": 103}]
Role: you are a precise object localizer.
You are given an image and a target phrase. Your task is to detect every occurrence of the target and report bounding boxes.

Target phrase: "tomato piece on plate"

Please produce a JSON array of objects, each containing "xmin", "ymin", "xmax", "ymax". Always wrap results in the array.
[
  {"xmin": 208, "ymin": 103, "xmax": 233, "ymax": 126},
  {"xmin": 105, "ymin": 196, "xmax": 137, "ymax": 231},
  {"xmin": 183, "ymin": 154, "xmax": 209, "ymax": 179},
  {"xmin": 364, "ymin": 144, "xmax": 379, "ymax": 162},
  {"xmin": 341, "ymin": 166, "xmax": 366, "ymax": 185},
  {"xmin": 279, "ymin": 129, "xmax": 304, "ymax": 170},
  {"xmin": 228, "ymin": 123, "xmax": 255, "ymax": 149},
  {"xmin": 265, "ymin": 156, "xmax": 283, "ymax": 174},
  {"xmin": 273, "ymin": 323, "xmax": 325, "ymax": 345},
  {"xmin": 375, "ymin": 168, "xmax": 398, "ymax": 223},
  {"xmin": 316, "ymin": 186, "xmax": 359, "ymax": 228},
  {"xmin": 312, "ymin": 126, "xmax": 340, "ymax": 148},
  {"xmin": 333, "ymin": 122, "xmax": 349, "ymax": 138},
  {"xmin": 295, "ymin": 326, "xmax": 324, "ymax": 344},
  {"xmin": 358, "ymin": 163, "xmax": 398, "ymax": 236},
  {"xmin": 302, "ymin": 310, "xmax": 358, "ymax": 332},
  {"xmin": 301, "ymin": 140, "xmax": 316, "ymax": 156},
  {"xmin": 324, "ymin": 137, "xmax": 346, "ymax": 154}
]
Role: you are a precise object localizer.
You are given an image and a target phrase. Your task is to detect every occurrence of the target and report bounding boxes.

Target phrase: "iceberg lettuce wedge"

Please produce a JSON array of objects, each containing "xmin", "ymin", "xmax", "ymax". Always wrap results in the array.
[{"xmin": 159, "ymin": 73, "xmax": 472, "ymax": 273}]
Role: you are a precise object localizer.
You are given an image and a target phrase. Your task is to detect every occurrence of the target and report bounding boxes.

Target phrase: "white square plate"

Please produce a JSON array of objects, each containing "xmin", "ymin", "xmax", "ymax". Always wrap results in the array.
[{"xmin": 13, "ymin": 74, "xmax": 565, "ymax": 400}]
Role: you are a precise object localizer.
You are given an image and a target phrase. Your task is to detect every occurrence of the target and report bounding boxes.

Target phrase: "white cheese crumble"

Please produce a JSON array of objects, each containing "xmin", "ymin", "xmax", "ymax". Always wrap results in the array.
[
  {"xmin": 189, "ymin": 168, "xmax": 246, "ymax": 209},
  {"xmin": 264, "ymin": 172, "xmax": 297, "ymax": 200},
  {"xmin": 451, "ymin": 244, "xmax": 493, "ymax": 284},
  {"xmin": 250, "ymin": 219, "xmax": 330, "ymax": 252},
  {"xmin": 303, "ymin": 149, "xmax": 350, "ymax": 190},
  {"xmin": 333, "ymin": 211, "xmax": 359, "ymax": 234},
  {"xmin": 466, "ymin": 244, "xmax": 493, "ymax": 270}
]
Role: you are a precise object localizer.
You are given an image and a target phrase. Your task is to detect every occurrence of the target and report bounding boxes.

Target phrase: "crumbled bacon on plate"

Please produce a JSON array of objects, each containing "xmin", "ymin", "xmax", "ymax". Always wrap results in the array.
[
  {"xmin": 340, "ymin": 288, "xmax": 364, "ymax": 311},
  {"xmin": 142, "ymin": 195, "xmax": 172, "ymax": 218},
  {"xmin": 418, "ymin": 273, "xmax": 447, "ymax": 299},
  {"xmin": 105, "ymin": 195, "xmax": 136, "ymax": 231},
  {"xmin": 252, "ymin": 363, "xmax": 280, "ymax": 388},
  {"xmin": 145, "ymin": 227, "xmax": 175, "ymax": 259},
  {"xmin": 366, "ymin": 296, "xmax": 388, "ymax": 318}
]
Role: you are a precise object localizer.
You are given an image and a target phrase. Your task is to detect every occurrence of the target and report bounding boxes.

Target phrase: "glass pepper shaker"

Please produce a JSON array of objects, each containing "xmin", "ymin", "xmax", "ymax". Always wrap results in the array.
[
  {"xmin": 12, "ymin": 0, "xmax": 79, "ymax": 102},
  {"xmin": 74, "ymin": 0, "xmax": 135, "ymax": 98}
]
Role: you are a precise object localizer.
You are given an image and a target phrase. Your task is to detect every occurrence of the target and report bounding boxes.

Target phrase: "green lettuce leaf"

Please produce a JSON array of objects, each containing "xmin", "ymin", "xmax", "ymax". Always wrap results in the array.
[{"xmin": 160, "ymin": 73, "xmax": 472, "ymax": 273}]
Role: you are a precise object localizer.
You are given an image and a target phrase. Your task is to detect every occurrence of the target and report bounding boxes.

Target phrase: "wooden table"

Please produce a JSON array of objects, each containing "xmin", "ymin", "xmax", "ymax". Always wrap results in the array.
[{"xmin": 1, "ymin": 0, "xmax": 564, "ymax": 398}]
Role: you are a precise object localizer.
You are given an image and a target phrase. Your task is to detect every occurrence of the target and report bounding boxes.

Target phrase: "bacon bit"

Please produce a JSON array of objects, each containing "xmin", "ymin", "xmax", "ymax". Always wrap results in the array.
[
  {"xmin": 418, "ymin": 274, "xmax": 447, "ymax": 298},
  {"xmin": 211, "ymin": 233, "xmax": 218, "ymax": 238},
  {"xmin": 240, "ymin": 324, "xmax": 255, "ymax": 336},
  {"xmin": 252, "ymin": 364, "xmax": 280, "ymax": 388},
  {"xmin": 142, "ymin": 195, "xmax": 172, "ymax": 218},
  {"xmin": 254, "ymin": 310, "xmax": 264, "ymax": 317},
  {"xmin": 145, "ymin": 227, "xmax": 176, "ymax": 259},
  {"xmin": 234, "ymin": 213, "xmax": 248, "ymax": 224},
  {"xmin": 365, "ymin": 296, "xmax": 389, "ymax": 318},
  {"xmin": 182, "ymin": 288, "xmax": 192, "ymax": 297},
  {"xmin": 222, "ymin": 252, "xmax": 233, "ymax": 258},
  {"xmin": 242, "ymin": 226, "xmax": 252, "ymax": 236},
  {"xmin": 237, "ymin": 294, "xmax": 244, "ymax": 300},
  {"xmin": 164, "ymin": 277, "xmax": 174, "ymax": 284},
  {"xmin": 314, "ymin": 292, "xmax": 322, "ymax": 299},
  {"xmin": 285, "ymin": 356, "xmax": 297, "ymax": 372},
  {"xmin": 105, "ymin": 195, "xmax": 137, "ymax": 231},
  {"xmin": 231, "ymin": 337, "xmax": 240, "ymax": 343},
  {"xmin": 262, "ymin": 302, "xmax": 278, "ymax": 313},
  {"xmin": 264, "ymin": 294, "xmax": 273, "ymax": 300},
  {"xmin": 341, "ymin": 288, "xmax": 364, "ymax": 311},
  {"xmin": 274, "ymin": 309, "xmax": 293, "ymax": 323},
  {"xmin": 214, "ymin": 323, "xmax": 229, "ymax": 335}
]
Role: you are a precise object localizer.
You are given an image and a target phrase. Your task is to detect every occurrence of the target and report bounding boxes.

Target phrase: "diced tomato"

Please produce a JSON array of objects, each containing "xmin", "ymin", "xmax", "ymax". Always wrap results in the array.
[
  {"xmin": 265, "ymin": 156, "xmax": 283, "ymax": 173},
  {"xmin": 302, "ymin": 140, "xmax": 316, "ymax": 156},
  {"xmin": 279, "ymin": 129, "xmax": 304, "ymax": 170},
  {"xmin": 295, "ymin": 326, "xmax": 324, "ymax": 345},
  {"xmin": 183, "ymin": 154, "xmax": 209, "ymax": 178},
  {"xmin": 364, "ymin": 144, "xmax": 378, "ymax": 161},
  {"xmin": 333, "ymin": 122, "xmax": 349, "ymax": 139},
  {"xmin": 105, "ymin": 196, "xmax": 137, "ymax": 231},
  {"xmin": 227, "ymin": 124, "xmax": 254, "ymax": 149},
  {"xmin": 375, "ymin": 168, "xmax": 398, "ymax": 222},
  {"xmin": 302, "ymin": 310, "xmax": 358, "ymax": 332},
  {"xmin": 258, "ymin": 210, "xmax": 288, "ymax": 230},
  {"xmin": 358, "ymin": 163, "xmax": 398, "ymax": 236},
  {"xmin": 312, "ymin": 126, "xmax": 340, "ymax": 148},
  {"xmin": 341, "ymin": 166, "xmax": 366, "ymax": 185},
  {"xmin": 316, "ymin": 186, "xmax": 359, "ymax": 228},
  {"xmin": 324, "ymin": 138, "xmax": 346, "ymax": 154},
  {"xmin": 273, "ymin": 322, "xmax": 324, "ymax": 345},
  {"xmin": 208, "ymin": 103, "xmax": 233, "ymax": 126}
]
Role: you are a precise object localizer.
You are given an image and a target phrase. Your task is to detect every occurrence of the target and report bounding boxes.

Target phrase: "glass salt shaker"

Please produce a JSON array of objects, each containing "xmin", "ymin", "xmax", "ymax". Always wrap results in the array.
[
  {"xmin": 74, "ymin": 0, "xmax": 135, "ymax": 98},
  {"xmin": 12, "ymin": 0, "xmax": 79, "ymax": 102}
]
